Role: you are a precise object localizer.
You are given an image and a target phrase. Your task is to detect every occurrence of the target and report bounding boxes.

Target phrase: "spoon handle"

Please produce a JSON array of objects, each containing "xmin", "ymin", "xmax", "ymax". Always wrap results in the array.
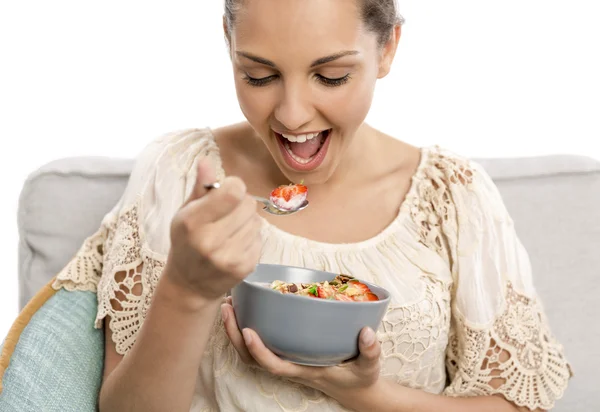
[
  {"xmin": 252, "ymin": 196, "xmax": 272, "ymax": 209},
  {"xmin": 204, "ymin": 183, "xmax": 271, "ymax": 209}
]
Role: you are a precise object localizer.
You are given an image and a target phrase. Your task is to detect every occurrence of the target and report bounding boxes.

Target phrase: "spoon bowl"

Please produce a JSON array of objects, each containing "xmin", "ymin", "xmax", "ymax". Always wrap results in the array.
[{"xmin": 203, "ymin": 183, "xmax": 309, "ymax": 216}]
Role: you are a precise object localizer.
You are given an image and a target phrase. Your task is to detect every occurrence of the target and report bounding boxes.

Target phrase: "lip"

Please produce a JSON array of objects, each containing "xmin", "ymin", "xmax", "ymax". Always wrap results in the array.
[
  {"xmin": 272, "ymin": 129, "xmax": 329, "ymax": 136},
  {"xmin": 274, "ymin": 129, "xmax": 332, "ymax": 172}
]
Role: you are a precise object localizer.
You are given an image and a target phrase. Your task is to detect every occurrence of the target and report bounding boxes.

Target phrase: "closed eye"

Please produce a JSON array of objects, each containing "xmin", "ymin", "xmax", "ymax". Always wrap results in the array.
[
  {"xmin": 242, "ymin": 73, "xmax": 351, "ymax": 88},
  {"xmin": 243, "ymin": 74, "xmax": 278, "ymax": 87},
  {"xmin": 316, "ymin": 74, "xmax": 351, "ymax": 87}
]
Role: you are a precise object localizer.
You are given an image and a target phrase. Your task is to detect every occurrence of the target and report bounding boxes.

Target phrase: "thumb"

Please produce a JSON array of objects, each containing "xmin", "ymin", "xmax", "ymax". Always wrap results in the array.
[
  {"xmin": 355, "ymin": 327, "xmax": 380, "ymax": 369},
  {"xmin": 186, "ymin": 157, "xmax": 217, "ymax": 204}
]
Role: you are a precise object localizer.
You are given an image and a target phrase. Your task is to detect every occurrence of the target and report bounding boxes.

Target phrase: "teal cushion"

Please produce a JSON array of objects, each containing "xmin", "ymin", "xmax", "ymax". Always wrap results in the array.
[{"xmin": 0, "ymin": 289, "xmax": 104, "ymax": 411}]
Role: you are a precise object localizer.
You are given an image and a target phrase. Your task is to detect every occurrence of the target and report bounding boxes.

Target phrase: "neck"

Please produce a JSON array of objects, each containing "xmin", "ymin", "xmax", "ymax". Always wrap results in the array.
[{"xmin": 322, "ymin": 123, "xmax": 381, "ymax": 187}]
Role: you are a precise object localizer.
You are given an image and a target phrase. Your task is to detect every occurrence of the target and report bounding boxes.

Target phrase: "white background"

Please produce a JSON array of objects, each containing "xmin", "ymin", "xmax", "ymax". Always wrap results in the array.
[{"xmin": 1, "ymin": 1, "xmax": 599, "ymax": 339}]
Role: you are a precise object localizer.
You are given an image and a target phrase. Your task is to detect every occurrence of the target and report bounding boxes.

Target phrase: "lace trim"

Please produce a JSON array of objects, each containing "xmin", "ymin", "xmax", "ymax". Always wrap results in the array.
[
  {"xmin": 53, "ymin": 226, "xmax": 107, "ymax": 292},
  {"xmin": 444, "ymin": 282, "xmax": 572, "ymax": 410},
  {"xmin": 378, "ymin": 276, "xmax": 451, "ymax": 392},
  {"xmin": 408, "ymin": 147, "xmax": 473, "ymax": 266},
  {"xmin": 94, "ymin": 201, "xmax": 166, "ymax": 355}
]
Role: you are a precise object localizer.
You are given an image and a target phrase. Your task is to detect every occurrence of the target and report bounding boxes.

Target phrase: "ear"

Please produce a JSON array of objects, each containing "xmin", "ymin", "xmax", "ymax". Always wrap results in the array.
[
  {"xmin": 378, "ymin": 24, "xmax": 401, "ymax": 79},
  {"xmin": 223, "ymin": 15, "xmax": 231, "ymax": 45}
]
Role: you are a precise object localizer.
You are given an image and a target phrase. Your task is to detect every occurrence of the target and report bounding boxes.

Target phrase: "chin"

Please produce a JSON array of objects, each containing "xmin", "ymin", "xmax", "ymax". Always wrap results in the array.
[{"xmin": 283, "ymin": 167, "xmax": 336, "ymax": 186}]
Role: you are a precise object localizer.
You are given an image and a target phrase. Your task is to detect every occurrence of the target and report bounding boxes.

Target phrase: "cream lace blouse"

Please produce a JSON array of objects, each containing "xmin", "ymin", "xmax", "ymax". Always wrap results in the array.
[{"xmin": 54, "ymin": 128, "xmax": 571, "ymax": 411}]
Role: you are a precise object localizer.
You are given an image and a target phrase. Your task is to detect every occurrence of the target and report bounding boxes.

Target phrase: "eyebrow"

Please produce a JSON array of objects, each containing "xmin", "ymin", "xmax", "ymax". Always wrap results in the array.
[{"xmin": 236, "ymin": 50, "xmax": 360, "ymax": 68}]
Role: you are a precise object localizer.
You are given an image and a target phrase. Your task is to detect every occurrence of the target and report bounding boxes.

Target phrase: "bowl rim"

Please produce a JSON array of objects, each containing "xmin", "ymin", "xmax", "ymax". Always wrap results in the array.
[{"xmin": 238, "ymin": 263, "xmax": 391, "ymax": 306}]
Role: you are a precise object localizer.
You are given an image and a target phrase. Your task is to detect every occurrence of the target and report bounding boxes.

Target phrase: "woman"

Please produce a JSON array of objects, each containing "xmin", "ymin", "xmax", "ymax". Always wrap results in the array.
[{"xmin": 54, "ymin": 0, "xmax": 572, "ymax": 411}]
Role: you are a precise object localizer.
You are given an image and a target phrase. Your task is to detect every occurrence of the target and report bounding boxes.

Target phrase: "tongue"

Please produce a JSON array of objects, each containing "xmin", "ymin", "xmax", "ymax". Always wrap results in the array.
[{"xmin": 289, "ymin": 136, "xmax": 322, "ymax": 159}]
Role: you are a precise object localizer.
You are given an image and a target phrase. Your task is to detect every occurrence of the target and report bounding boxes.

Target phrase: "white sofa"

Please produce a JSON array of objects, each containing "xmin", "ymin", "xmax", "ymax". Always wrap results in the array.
[{"xmin": 16, "ymin": 154, "xmax": 600, "ymax": 411}]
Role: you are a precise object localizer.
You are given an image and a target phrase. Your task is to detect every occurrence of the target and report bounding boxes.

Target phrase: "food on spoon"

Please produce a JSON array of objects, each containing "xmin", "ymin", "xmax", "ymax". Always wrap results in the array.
[
  {"xmin": 266, "ymin": 275, "xmax": 379, "ymax": 302},
  {"xmin": 270, "ymin": 182, "xmax": 308, "ymax": 211}
]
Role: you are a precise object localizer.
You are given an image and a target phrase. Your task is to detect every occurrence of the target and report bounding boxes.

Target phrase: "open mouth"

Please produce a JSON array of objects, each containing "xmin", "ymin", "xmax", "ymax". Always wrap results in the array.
[{"xmin": 274, "ymin": 129, "xmax": 331, "ymax": 170}]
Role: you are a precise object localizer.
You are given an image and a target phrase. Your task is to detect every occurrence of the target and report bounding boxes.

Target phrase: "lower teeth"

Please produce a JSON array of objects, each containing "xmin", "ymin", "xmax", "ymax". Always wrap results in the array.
[
  {"xmin": 284, "ymin": 142, "xmax": 312, "ymax": 164},
  {"xmin": 283, "ymin": 131, "xmax": 328, "ymax": 165}
]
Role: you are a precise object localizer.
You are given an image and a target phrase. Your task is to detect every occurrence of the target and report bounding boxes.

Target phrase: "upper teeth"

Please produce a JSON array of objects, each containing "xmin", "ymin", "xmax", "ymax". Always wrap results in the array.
[{"xmin": 281, "ymin": 132, "xmax": 321, "ymax": 143}]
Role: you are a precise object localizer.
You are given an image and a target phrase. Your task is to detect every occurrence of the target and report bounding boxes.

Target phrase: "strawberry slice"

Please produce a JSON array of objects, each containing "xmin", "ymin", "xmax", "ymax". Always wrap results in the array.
[
  {"xmin": 347, "ymin": 280, "xmax": 370, "ymax": 293},
  {"xmin": 334, "ymin": 294, "xmax": 354, "ymax": 302},
  {"xmin": 270, "ymin": 183, "xmax": 308, "ymax": 211},
  {"xmin": 364, "ymin": 292, "xmax": 379, "ymax": 301},
  {"xmin": 352, "ymin": 292, "xmax": 379, "ymax": 302},
  {"xmin": 317, "ymin": 286, "xmax": 334, "ymax": 299}
]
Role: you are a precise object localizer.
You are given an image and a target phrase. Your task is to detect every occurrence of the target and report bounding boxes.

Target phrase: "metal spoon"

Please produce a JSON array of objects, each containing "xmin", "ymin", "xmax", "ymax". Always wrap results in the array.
[{"xmin": 203, "ymin": 183, "xmax": 309, "ymax": 216}]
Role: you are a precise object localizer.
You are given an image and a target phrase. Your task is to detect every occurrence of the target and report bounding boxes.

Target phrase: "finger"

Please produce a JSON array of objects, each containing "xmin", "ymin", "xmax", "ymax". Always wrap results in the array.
[
  {"xmin": 221, "ymin": 304, "xmax": 256, "ymax": 365},
  {"xmin": 209, "ymin": 215, "xmax": 262, "ymax": 277},
  {"xmin": 181, "ymin": 176, "xmax": 248, "ymax": 226},
  {"xmin": 205, "ymin": 194, "xmax": 257, "ymax": 244},
  {"xmin": 242, "ymin": 329, "xmax": 311, "ymax": 379},
  {"xmin": 223, "ymin": 237, "xmax": 262, "ymax": 280},
  {"xmin": 230, "ymin": 215, "xmax": 263, "ymax": 263},
  {"xmin": 185, "ymin": 157, "xmax": 218, "ymax": 204},
  {"xmin": 354, "ymin": 327, "xmax": 381, "ymax": 372}
]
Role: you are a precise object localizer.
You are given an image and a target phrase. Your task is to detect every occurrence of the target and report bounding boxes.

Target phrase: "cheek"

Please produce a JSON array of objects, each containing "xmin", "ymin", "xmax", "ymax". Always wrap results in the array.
[
  {"xmin": 234, "ymin": 79, "xmax": 273, "ymax": 126},
  {"xmin": 319, "ymin": 77, "xmax": 376, "ymax": 131}
]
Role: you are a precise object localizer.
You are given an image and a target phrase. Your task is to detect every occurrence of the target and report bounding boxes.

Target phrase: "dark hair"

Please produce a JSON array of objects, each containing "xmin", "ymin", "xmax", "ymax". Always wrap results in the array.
[{"xmin": 224, "ymin": 0, "xmax": 404, "ymax": 48}]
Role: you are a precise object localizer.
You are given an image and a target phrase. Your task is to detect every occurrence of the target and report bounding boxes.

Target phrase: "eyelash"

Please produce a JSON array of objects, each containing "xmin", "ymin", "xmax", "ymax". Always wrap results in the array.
[{"xmin": 243, "ymin": 74, "xmax": 351, "ymax": 88}]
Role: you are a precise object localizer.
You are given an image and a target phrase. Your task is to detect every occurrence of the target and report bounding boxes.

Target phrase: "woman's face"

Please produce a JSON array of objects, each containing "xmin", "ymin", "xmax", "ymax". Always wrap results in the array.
[{"xmin": 228, "ymin": 0, "xmax": 398, "ymax": 184}]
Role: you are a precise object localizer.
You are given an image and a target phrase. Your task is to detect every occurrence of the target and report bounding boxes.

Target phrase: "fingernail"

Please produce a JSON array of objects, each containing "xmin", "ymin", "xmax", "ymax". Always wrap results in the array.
[
  {"xmin": 242, "ymin": 329, "xmax": 253, "ymax": 345},
  {"xmin": 361, "ymin": 328, "xmax": 376, "ymax": 346},
  {"xmin": 221, "ymin": 305, "xmax": 228, "ymax": 323}
]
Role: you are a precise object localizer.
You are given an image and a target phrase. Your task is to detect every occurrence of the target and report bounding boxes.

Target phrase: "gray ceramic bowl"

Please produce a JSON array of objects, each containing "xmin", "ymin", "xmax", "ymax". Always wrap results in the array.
[{"xmin": 231, "ymin": 263, "xmax": 391, "ymax": 366}]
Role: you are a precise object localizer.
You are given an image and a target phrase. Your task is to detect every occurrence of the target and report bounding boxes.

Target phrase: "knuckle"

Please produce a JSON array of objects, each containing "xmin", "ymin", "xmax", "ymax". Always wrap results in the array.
[
  {"xmin": 215, "ymin": 254, "xmax": 246, "ymax": 278},
  {"xmin": 232, "ymin": 261, "xmax": 254, "ymax": 279},
  {"xmin": 221, "ymin": 177, "xmax": 247, "ymax": 205},
  {"xmin": 231, "ymin": 266, "xmax": 249, "ymax": 280},
  {"xmin": 195, "ymin": 235, "xmax": 217, "ymax": 257},
  {"xmin": 210, "ymin": 252, "xmax": 229, "ymax": 270},
  {"xmin": 222, "ymin": 191, "xmax": 241, "ymax": 208},
  {"xmin": 171, "ymin": 213, "xmax": 197, "ymax": 244},
  {"xmin": 180, "ymin": 216, "xmax": 196, "ymax": 235},
  {"xmin": 229, "ymin": 176, "xmax": 247, "ymax": 193}
]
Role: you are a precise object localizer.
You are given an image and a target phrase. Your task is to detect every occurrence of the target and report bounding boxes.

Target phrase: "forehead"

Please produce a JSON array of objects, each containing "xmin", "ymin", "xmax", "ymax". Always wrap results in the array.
[{"xmin": 233, "ymin": 0, "xmax": 369, "ymax": 62}]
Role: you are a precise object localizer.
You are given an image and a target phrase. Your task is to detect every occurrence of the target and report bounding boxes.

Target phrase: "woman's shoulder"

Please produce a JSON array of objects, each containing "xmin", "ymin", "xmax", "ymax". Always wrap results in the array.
[
  {"xmin": 414, "ymin": 145, "xmax": 501, "ymax": 202},
  {"xmin": 414, "ymin": 145, "xmax": 509, "ymax": 228},
  {"xmin": 109, "ymin": 127, "xmax": 224, "ymax": 222},
  {"xmin": 139, "ymin": 127, "xmax": 221, "ymax": 171},
  {"xmin": 417, "ymin": 145, "xmax": 475, "ymax": 183},
  {"xmin": 127, "ymin": 127, "xmax": 224, "ymax": 191}
]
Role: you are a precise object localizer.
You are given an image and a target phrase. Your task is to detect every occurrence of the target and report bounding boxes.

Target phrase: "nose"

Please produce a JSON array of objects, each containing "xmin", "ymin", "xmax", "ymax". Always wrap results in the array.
[{"xmin": 273, "ymin": 81, "xmax": 314, "ymax": 131}]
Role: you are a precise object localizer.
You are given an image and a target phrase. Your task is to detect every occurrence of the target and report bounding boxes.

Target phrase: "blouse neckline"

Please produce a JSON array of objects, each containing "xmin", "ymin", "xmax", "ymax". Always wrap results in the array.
[{"xmin": 205, "ymin": 127, "xmax": 430, "ymax": 251}]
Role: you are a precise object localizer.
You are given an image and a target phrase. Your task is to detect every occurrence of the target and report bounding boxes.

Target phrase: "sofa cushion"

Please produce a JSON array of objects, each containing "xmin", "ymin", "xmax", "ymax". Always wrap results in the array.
[
  {"xmin": 0, "ymin": 289, "xmax": 103, "ymax": 411},
  {"xmin": 17, "ymin": 157, "xmax": 133, "ymax": 309}
]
